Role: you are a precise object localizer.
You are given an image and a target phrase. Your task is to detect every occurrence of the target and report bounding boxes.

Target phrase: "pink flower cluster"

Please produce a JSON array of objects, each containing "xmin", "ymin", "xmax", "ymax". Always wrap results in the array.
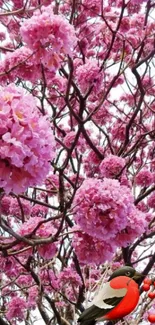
[
  {"xmin": 72, "ymin": 178, "xmax": 147, "ymax": 264},
  {"xmin": 20, "ymin": 5, "xmax": 77, "ymax": 71},
  {"xmin": 38, "ymin": 242, "xmax": 57, "ymax": 260},
  {"xmin": 57, "ymin": 267, "xmax": 82, "ymax": 301},
  {"xmin": 82, "ymin": 0, "xmax": 101, "ymax": 15},
  {"xmin": 1, "ymin": 195, "xmax": 50, "ymax": 222},
  {"xmin": 0, "ymin": 84, "xmax": 55, "ymax": 194},
  {"xmin": 39, "ymin": 269, "xmax": 59, "ymax": 293},
  {"xmin": 39, "ymin": 266, "xmax": 82, "ymax": 300},
  {"xmin": 74, "ymin": 178, "xmax": 137, "ymax": 240},
  {"xmin": 147, "ymin": 192, "xmax": 155, "ymax": 209},
  {"xmin": 9, "ymin": 197, "xmax": 32, "ymax": 218},
  {"xmin": 19, "ymin": 216, "xmax": 57, "ymax": 259},
  {"xmin": 135, "ymin": 168, "xmax": 153, "ymax": 187},
  {"xmin": 0, "ymin": 255, "xmax": 23, "ymax": 278},
  {"xmin": 6, "ymin": 296, "xmax": 27, "ymax": 321},
  {"xmin": 18, "ymin": 217, "xmax": 44, "ymax": 236},
  {"xmin": 31, "ymin": 204, "xmax": 48, "ymax": 218},
  {"xmin": 1, "ymin": 47, "xmax": 41, "ymax": 84},
  {"xmin": 84, "ymin": 147, "xmax": 104, "ymax": 177},
  {"xmin": 45, "ymin": 173, "xmax": 59, "ymax": 193},
  {"xmin": 72, "ymin": 230, "xmax": 114, "ymax": 265},
  {"xmin": 1, "ymin": 195, "xmax": 12, "ymax": 215},
  {"xmin": 27, "ymin": 286, "xmax": 38, "ymax": 309},
  {"xmin": 17, "ymin": 274, "xmax": 33, "ymax": 287},
  {"xmin": 75, "ymin": 60, "xmax": 103, "ymax": 94},
  {"xmin": 99, "ymin": 155, "xmax": 125, "ymax": 178},
  {"xmin": 63, "ymin": 131, "xmax": 76, "ymax": 148},
  {"xmin": 58, "ymin": 267, "xmax": 82, "ymax": 287}
]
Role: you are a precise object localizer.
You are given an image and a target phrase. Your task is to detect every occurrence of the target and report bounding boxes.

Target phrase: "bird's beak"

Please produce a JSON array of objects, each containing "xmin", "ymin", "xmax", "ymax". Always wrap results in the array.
[{"xmin": 133, "ymin": 271, "xmax": 144, "ymax": 280}]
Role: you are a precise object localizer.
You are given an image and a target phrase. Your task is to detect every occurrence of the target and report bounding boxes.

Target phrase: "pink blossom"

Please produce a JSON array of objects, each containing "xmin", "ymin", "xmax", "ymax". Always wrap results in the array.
[
  {"xmin": 19, "ymin": 216, "xmax": 56, "ymax": 237},
  {"xmin": 31, "ymin": 205, "xmax": 48, "ymax": 218},
  {"xmin": 45, "ymin": 173, "xmax": 59, "ymax": 192},
  {"xmin": 0, "ymin": 31, "xmax": 5, "ymax": 40},
  {"xmin": 39, "ymin": 269, "xmax": 59, "ymax": 292},
  {"xmin": 17, "ymin": 275, "xmax": 33, "ymax": 286},
  {"xmin": 36, "ymin": 220, "xmax": 56, "ymax": 238},
  {"xmin": 151, "ymin": 160, "xmax": 155, "ymax": 172},
  {"xmin": 84, "ymin": 268, "xmax": 102, "ymax": 289},
  {"xmin": 1, "ymin": 256, "xmax": 22, "ymax": 278},
  {"xmin": 63, "ymin": 131, "xmax": 86, "ymax": 153},
  {"xmin": 119, "ymin": 17, "xmax": 131, "ymax": 33},
  {"xmin": 56, "ymin": 266, "xmax": 83, "ymax": 301},
  {"xmin": 69, "ymin": 174, "xmax": 84, "ymax": 187},
  {"xmin": 72, "ymin": 230, "xmax": 114, "ymax": 265},
  {"xmin": 11, "ymin": 0, "xmax": 25, "ymax": 10},
  {"xmin": 127, "ymin": 2, "xmax": 141, "ymax": 14},
  {"xmin": 58, "ymin": 267, "xmax": 82, "ymax": 287},
  {"xmin": 84, "ymin": 147, "xmax": 104, "ymax": 177},
  {"xmin": 18, "ymin": 216, "xmax": 58, "ymax": 258},
  {"xmin": 1, "ymin": 285, "xmax": 12, "ymax": 298},
  {"xmin": 111, "ymin": 120, "xmax": 126, "ymax": 141},
  {"xmin": 1, "ymin": 195, "xmax": 12, "ymax": 215},
  {"xmin": 115, "ymin": 207, "xmax": 147, "ymax": 247},
  {"xmin": 135, "ymin": 168, "xmax": 153, "ymax": 187},
  {"xmin": 2, "ymin": 47, "xmax": 41, "ymax": 83},
  {"xmin": 17, "ymin": 215, "xmax": 58, "ymax": 261},
  {"xmin": 20, "ymin": 6, "xmax": 77, "ymax": 71},
  {"xmin": 88, "ymin": 102, "xmax": 110, "ymax": 125},
  {"xmin": 63, "ymin": 131, "xmax": 76, "ymax": 148},
  {"xmin": 75, "ymin": 60, "xmax": 103, "ymax": 95},
  {"xmin": 27, "ymin": 287, "xmax": 38, "ymax": 309},
  {"xmin": 38, "ymin": 242, "xmax": 57, "ymax": 259},
  {"xmin": 99, "ymin": 155, "xmax": 125, "ymax": 178},
  {"xmin": 0, "ymin": 84, "xmax": 55, "ymax": 194},
  {"xmin": 47, "ymin": 75, "xmax": 67, "ymax": 104},
  {"xmin": 19, "ymin": 216, "xmax": 43, "ymax": 236},
  {"xmin": 73, "ymin": 178, "xmax": 147, "ymax": 244},
  {"xmin": 147, "ymin": 193, "xmax": 155, "ymax": 209},
  {"xmin": 145, "ymin": 212, "xmax": 153, "ymax": 223},
  {"xmin": 120, "ymin": 174, "xmax": 132, "ymax": 188},
  {"xmin": 7, "ymin": 17, "xmax": 21, "ymax": 42},
  {"xmin": 9, "ymin": 198, "xmax": 31, "ymax": 218},
  {"xmin": 137, "ymin": 201, "xmax": 149, "ymax": 212},
  {"xmin": 6, "ymin": 296, "xmax": 27, "ymax": 321},
  {"xmin": 82, "ymin": 0, "xmax": 101, "ymax": 15}
]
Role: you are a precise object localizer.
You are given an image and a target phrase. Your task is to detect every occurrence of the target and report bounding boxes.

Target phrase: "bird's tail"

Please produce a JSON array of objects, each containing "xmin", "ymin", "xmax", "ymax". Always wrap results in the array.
[{"xmin": 78, "ymin": 321, "xmax": 96, "ymax": 325}]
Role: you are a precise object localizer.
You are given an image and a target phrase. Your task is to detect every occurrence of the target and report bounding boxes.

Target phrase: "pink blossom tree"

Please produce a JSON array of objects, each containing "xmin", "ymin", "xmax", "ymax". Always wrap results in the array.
[{"xmin": 0, "ymin": 0, "xmax": 155, "ymax": 324}]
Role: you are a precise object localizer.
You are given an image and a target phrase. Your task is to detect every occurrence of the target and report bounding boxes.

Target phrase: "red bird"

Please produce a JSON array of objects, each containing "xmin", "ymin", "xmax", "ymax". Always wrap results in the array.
[{"xmin": 78, "ymin": 266, "xmax": 143, "ymax": 325}]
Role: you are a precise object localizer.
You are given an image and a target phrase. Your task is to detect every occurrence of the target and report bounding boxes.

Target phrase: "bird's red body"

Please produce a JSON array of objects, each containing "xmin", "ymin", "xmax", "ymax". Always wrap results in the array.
[
  {"xmin": 102, "ymin": 276, "xmax": 140, "ymax": 320},
  {"xmin": 78, "ymin": 266, "xmax": 142, "ymax": 325}
]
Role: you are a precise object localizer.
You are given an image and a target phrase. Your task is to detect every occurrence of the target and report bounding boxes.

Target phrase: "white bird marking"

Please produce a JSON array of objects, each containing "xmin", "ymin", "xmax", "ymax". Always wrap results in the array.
[{"xmin": 90, "ymin": 282, "xmax": 127, "ymax": 309}]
